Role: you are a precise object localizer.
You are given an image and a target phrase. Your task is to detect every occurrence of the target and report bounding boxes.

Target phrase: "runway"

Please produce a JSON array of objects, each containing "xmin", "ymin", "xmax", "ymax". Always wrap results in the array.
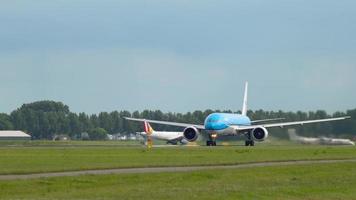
[{"xmin": 1, "ymin": 159, "xmax": 355, "ymax": 181}]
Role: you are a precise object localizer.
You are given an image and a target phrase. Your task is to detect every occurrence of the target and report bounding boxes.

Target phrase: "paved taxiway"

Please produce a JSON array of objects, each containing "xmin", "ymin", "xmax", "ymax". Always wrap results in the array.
[{"xmin": 1, "ymin": 159, "xmax": 355, "ymax": 180}]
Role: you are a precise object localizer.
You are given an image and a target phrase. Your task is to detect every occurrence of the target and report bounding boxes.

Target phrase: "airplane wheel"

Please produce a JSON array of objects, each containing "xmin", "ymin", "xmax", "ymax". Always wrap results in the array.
[
  {"xmin": 207, "ymin": 141, "xmax": 215, "ymax": 146},
  {"xmin": 245, "ymin": 141, "xmax": 255, "ymax": 146}
]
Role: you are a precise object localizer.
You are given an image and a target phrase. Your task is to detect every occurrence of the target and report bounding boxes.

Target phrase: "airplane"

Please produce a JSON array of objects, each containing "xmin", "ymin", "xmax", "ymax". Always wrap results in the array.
[
  {"xmin": 288, "ymin": 130, "xmax": 355, "ymax": 145},
  {"xmin": 138, "ymin": 121, "xmax": 188, "ymax": 145},
  {"xmin": 126, "ymin": 82, "xmax": 351, "ymax": 146}
]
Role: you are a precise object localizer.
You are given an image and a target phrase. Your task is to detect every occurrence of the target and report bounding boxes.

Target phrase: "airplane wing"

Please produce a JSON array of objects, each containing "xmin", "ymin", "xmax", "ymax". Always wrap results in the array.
[
  {"xmin": 233, "ymin": 116, "xmax": 351, "ymax": 132},
  {"xmin": 251, "ymin": 118, "xmax": 285, "ymax": 124},
  {"xmin": 124, "ymin": 117, "xmax": 205, "ymax": 129}
]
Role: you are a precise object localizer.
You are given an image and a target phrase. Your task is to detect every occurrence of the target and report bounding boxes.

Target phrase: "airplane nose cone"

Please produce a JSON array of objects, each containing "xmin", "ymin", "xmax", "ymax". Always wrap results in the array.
[{"xmin": 204, "ymin": 114, "xmax": 228, "ymax": 130}]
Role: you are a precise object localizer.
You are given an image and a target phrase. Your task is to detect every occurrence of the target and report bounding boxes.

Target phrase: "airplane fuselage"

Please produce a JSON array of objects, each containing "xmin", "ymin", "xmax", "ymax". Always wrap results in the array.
[
  {"xmin": 204, "ymin": 113, "xmax": 251, "ymax": 135},
  {"xmin": 289, "ymin": 133, "xmax": 355, "ymax": 145},
  {"xmin": 140, "ymin": 131, "xmax": 183, "ymax": 141}
]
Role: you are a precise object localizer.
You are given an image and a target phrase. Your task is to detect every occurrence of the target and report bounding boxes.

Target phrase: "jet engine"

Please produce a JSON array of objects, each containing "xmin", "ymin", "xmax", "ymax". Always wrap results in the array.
[
  {"xmin": 251, "ymin": 126, "xmax": 269, "ymax": 142},
  {"xmin": 183, "ymin": 126, "xmax": 199, "ymax": 142}
]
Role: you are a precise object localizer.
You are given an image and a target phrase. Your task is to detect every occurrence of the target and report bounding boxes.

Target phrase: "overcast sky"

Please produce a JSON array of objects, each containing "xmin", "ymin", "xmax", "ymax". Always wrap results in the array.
[{"xmin": 1, "ymin": 0, "xmax": 355, "ymax": 114}]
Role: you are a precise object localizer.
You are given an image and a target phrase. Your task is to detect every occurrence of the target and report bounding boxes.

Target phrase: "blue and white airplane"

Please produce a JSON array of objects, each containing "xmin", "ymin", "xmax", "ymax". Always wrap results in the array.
[{"xmin": 125, "ymin": 82, "xmax": 350, "ymax": 146}]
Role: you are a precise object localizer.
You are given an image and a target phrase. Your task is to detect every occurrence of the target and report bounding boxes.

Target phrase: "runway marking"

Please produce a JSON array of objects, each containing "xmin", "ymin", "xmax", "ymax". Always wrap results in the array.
[{"xmin": 1, "ymin": 159, "xmax": 355, "ymax": 180}]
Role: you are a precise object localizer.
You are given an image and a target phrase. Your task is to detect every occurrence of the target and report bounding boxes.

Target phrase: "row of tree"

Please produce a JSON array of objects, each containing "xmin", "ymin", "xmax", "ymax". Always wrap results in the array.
[{"xmin": 0, "ymin": 101, "xmax": 355, "ymax": 140}]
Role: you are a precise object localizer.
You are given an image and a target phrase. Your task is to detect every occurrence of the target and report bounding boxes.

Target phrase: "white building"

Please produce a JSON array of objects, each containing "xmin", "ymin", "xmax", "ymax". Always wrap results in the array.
[{"xmin": 0, "ymin": 131, "xmax": 31, "ymax": 140}]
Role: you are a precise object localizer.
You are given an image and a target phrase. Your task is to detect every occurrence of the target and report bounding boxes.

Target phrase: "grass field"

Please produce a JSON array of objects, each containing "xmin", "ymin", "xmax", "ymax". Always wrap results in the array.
[
  {"xmin": 0, "ymin": 162, "xmax": 356, "ymax": 200},
  {"xmin": 0, "ymin": 141, "xmax": 356, "ymax": 199},
  {"xmin": 0, "ymin": 141, "xmax": 355, "ymax": 175},
  {"xmin": 0, "ymin": 140, "xmax": 141, "ymax": 147}
]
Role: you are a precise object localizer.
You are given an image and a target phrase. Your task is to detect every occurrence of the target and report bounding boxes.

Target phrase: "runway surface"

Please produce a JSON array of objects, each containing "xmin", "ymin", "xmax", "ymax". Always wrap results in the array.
[{"xmin": 1, "ymin": 159, "xmax": 355, "ymax": 180}]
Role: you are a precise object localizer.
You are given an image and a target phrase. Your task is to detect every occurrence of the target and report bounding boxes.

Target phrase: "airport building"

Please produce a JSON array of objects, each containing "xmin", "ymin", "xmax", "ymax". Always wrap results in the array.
[{"xmin": 0, "ymin": 131, "xmax": 31, "ymax": 140}]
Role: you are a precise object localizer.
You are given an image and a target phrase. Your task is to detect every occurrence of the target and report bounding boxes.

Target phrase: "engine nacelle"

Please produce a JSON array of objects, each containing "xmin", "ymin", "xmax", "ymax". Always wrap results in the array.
[
  {"xmin": 183, "ymin": 126, "xmax": 200, "ymax": 142},
  {"xmin": 251, "ymin": 126, "xmax": 269, "ymax": 142}
]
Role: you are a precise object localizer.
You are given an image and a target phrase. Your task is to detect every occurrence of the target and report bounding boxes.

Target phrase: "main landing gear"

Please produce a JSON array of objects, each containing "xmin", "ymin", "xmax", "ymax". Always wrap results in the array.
[
  {"xmin": 245, "ymin": 140, "xmax": 255, "ymax": 146},
  {"xmin": 245, "ymin": 132, "xmax": 255, "ymax": 146},
  {"xmin": 206, "ymin": 133, "xmax": 218, "ymax": 146}
]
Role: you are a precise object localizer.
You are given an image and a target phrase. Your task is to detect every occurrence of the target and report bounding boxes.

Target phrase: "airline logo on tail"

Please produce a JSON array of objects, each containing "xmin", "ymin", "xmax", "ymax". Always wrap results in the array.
[{"xmin": 144, "ymin": 121, "xmax": 154, "ymax": 135}]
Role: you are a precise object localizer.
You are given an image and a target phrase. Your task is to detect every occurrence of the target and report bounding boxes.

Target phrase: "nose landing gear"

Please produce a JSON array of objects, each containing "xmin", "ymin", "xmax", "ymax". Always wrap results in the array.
[{"xmin": 206, "ymin": 133, "xmax": 218, "ymax": 146}]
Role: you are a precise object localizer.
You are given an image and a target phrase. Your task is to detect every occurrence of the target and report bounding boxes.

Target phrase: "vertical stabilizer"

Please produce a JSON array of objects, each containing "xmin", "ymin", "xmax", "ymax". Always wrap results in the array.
[
  {"xmin": 144, "ymin": 121, "xmax": 154, "ymax": 135},
  {"xmin": 241, "ymin": 82, "xmax": 248, "ymax": 116}
]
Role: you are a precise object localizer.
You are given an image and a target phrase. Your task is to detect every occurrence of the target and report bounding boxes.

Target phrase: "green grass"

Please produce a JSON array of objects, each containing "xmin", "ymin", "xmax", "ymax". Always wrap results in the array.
[
  {"xmin": 0, "ymin": 140, "xmax": 141, "ymax": 147},
  {"xmin": 0, "ymin": 144, "xmax": 355, "ymax": 175},
  {"xmin": 1, "ymin": 142, "xmax": 355, "ymax": 199},
  {"xmin": 1, "ymin": 162, "xmax": 356, "ymax": 200}
]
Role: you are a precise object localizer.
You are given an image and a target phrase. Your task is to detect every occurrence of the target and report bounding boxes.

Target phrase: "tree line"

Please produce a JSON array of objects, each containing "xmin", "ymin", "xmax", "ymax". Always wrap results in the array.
[{"xmin": 0, "ymin": 101, "xmax": 355, "ymax": 140}]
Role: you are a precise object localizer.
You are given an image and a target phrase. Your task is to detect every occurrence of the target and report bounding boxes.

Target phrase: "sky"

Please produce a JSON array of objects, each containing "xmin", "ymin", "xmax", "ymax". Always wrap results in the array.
[{"xmin": 1, "ymin": 0, "xmax": 355, "ymax": 114}]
